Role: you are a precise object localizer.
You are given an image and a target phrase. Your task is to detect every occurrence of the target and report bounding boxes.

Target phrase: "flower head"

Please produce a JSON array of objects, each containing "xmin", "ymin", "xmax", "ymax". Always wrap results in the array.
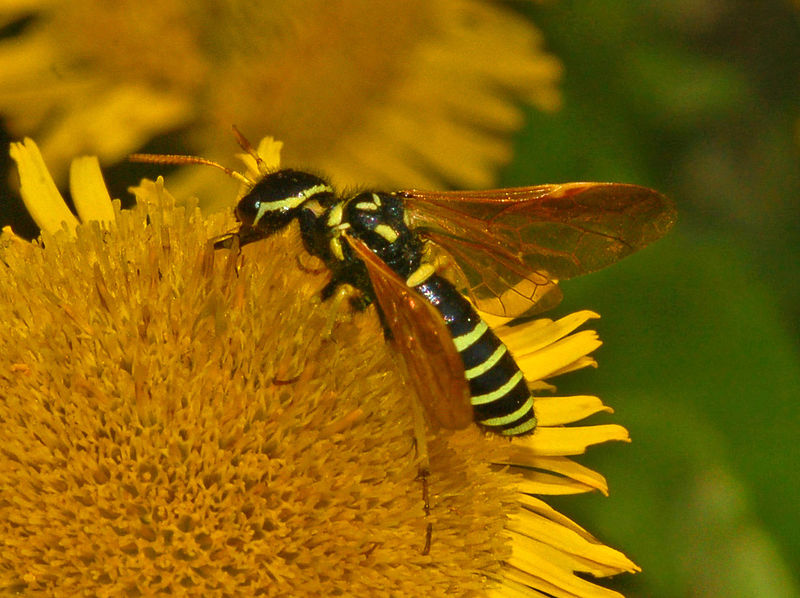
[
  {"xmin": 0, "ymin": 1, "xmax": 561, "ymax": 212},
  {"xmin": 1, "ymin": 140, "xmax": 636, "ymax": 596}
]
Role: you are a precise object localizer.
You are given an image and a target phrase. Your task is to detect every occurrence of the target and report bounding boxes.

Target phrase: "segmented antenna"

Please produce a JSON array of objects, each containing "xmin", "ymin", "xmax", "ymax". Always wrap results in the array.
[
  {"xmin": 129, "ymin": 125, "xmax": 270, "ymax": 185},
  {"xmin": 231, "ymin": 125, "xmax": 266, "ymax": 175},
  {"xmin": 128, "ymin": 152, "xmax": 254, "ymax": 186}
]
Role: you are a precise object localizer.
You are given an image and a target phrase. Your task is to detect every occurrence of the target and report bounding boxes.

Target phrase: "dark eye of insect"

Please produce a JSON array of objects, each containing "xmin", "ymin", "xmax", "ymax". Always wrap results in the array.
[{"xmin": 235, "ymin": 198, "xmax": 262, "ymax": 227}]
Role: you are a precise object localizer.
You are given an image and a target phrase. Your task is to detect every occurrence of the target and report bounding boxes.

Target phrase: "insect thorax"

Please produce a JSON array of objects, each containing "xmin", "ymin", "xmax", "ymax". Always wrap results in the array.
[
  {"xmin": 348, "ymin": 192, "xmax": 421, "ymax": 273},
  {"xmin": 300, "ymin": 190, "xmax": 425, "ymax": 282}
]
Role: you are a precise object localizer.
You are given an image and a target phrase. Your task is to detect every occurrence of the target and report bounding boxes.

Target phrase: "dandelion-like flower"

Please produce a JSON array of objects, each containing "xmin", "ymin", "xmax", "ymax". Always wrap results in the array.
[
  {"xmin": 1, "ymin": 140, "xmax": 637, "ymax": 596},
  {"xmin": 0, "ymin": 0, "xmax": 561, "ymax": 211}
]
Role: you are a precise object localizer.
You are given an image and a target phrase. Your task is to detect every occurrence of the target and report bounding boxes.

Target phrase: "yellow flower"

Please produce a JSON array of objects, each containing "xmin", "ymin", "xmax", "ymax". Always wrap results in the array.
[
  {"xmin": 0, "ymin": 1, "xmax": 561, "ymax": 212},
  {"xmin": 1, "ymin": 140, "xmax": 637, "ymax": 596}
]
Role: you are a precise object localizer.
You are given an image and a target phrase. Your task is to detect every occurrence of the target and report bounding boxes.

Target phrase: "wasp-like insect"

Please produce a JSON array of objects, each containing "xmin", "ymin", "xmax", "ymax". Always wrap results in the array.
[
  {"xmin": 214, "ymin": 171, "xmax": 675, "ymax": 435},
  {"xmin": 132, "ymin": 137, "xmax": 675, "ymax": 553},
  {"xmin": 132, "ymin": 144, "xmax": 675, "ymax": 436}
]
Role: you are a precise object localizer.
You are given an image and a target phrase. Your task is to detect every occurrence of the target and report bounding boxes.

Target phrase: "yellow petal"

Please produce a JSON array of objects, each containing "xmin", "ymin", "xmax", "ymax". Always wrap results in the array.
[
  {"xmin": 546, "ymin": 355, "xmax": 599, "ymax": 378},
  {"xmin": 517, "ymin": 494, "xmax": 604, "ymax": 538},
  {"xmin": 506, "ymin": 456, "xmax": 610, "ymax": 495},
  {"xmin": 513, "ymin": 425, "xmax": 631, "ymax": 457},
  {"xmin": 505, "ymin": 532, "xmax": 631, "ymax": 598},
  {"xmin": 9, "ymin": 137, "xmax": 78, "ymax": 235},
  {"xmin": 498, "ymin": 310, "xmax": 601, "ymax": 355},
  {"xmin": 534, "ymin": 395, "xmax": 613, "ymax": 426},
  {"xmin": 250, "ymin": 136, "xmax": 284, "ymax": 175},
  {"xmin": 69, "ymin": 156, "xmax": 114, "ymax": 226},
  {"xmin": 514, "ymin": 471, "xmax": 604, "ymax": 496},
  {"xmin": 517, "ymin": 331, "xmax": 603, "ymax": 383},
  {"xmin": 507, "ymin": 510, "xmax": 639, "ymax": 575}
]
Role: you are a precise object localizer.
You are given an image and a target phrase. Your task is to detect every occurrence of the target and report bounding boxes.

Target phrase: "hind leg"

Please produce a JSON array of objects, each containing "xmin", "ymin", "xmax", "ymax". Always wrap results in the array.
[{"xmin": 410, "ymin": 391, "xmax": 433, "ymax": 555}]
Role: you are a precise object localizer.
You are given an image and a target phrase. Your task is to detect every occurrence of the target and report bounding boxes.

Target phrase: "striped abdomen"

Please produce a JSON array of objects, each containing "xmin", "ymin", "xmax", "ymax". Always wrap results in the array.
[{"xmin": 413, "ymin": 274, "xmax": 536, "ymax": 436}]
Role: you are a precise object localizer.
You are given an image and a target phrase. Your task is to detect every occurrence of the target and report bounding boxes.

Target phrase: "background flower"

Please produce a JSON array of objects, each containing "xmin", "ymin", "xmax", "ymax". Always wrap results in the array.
[{"xmin": 0, "ymin": 0, "xmax": 560, "ymax": 216}]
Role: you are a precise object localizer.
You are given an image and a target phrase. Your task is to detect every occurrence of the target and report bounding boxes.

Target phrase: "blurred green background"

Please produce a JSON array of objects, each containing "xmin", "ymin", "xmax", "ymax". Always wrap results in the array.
[
  {"xmin": 1, "ymin": 1, "xmax": 798, "ymax": 596},
  {"xmin": 505, "ymin": 2, "xmax": 800, "ymax": 597}
]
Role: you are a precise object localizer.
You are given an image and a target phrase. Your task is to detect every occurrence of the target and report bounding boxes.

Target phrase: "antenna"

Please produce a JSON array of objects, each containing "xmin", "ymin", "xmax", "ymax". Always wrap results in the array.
[
  {"xmin": 231, "ymin": 125, "xmax": 266, "ymax": 174},
  {"xmin": 128, "ymin": 153, "xmax": 253, "ymax": 186}
]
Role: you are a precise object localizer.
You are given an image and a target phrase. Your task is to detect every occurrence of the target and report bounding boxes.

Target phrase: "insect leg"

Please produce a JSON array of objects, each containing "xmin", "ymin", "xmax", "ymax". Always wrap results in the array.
[
  {"xmin": 320, "ymin": 277, "xmax": 344, "ymax": 301},
  {"xmin": 321, "ymin": 284, "xmax": 351, "ymax": 339},
  {"xmin": 295, "ymin": 252, "xmax": 328, "ymax": 275},
  {"xmin": 410, "ymin": 388, "xmax": 433, "ymax": 555}
]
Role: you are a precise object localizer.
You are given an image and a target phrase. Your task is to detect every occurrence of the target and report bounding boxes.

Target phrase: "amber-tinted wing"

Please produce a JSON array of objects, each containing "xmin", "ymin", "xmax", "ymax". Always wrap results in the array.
[
  {"xmin": 400, "ymin": 183, "xmax": 676, "ymax": 318},
  {"xmin": 344, "ymin": 234, "xmax": 473, "ymax": 430}
]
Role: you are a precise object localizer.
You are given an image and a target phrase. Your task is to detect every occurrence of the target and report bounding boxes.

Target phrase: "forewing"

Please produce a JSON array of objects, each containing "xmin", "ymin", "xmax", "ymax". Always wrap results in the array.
[
  {"xmin": 344, "ymin": 235, "xmax": 473, "ymax": 430},
  {"xmin": 421, "ymin": 229, "xmax": 564, "ymax": 318},
  {"xmin": 400, "ymin": 183, "xmax": 676, "ymax": 317}
]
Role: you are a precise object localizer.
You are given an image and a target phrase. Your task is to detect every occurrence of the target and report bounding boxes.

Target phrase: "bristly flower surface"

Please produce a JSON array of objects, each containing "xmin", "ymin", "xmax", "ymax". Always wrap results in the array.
[{"xmin": 0, "ymin": 139, "xmax": 637, "ymax": 597}]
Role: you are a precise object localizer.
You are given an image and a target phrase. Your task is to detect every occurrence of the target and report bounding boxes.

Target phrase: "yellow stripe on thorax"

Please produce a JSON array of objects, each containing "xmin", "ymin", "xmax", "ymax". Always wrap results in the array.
[{"xmin": 373, "ymin": 224, "xmax": 398, "ymax": 243}]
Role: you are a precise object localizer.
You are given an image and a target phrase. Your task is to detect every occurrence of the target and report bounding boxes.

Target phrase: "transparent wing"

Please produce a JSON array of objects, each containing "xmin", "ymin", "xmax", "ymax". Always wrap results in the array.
[
  {"xmin": 400, "ymin": 183, "xmax": 676, "ymax": 318},
  {"xmin": 344, "ymin": 235, "xmax": 473, "ymax": 430}
]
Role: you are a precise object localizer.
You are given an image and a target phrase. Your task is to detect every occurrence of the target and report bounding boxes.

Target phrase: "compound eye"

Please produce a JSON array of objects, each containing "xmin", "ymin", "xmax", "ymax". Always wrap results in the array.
[{"xmin": 235, "ymin": 197, "xmax": 261, "ymax": 227}]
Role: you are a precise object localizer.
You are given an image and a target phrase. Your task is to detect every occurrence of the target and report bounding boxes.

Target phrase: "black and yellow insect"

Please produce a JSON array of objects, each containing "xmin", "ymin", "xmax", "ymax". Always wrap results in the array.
[
  {"xmin": 132, "ymin": 142, "xmax": 674, "ymax": 554},
  {"xmin": 132, "ymin": 148, "xmax": 675, "ymax": 436},
  {"xmin": 205, "ymin": 168, "xmax": 675, "ymax": 437}
]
